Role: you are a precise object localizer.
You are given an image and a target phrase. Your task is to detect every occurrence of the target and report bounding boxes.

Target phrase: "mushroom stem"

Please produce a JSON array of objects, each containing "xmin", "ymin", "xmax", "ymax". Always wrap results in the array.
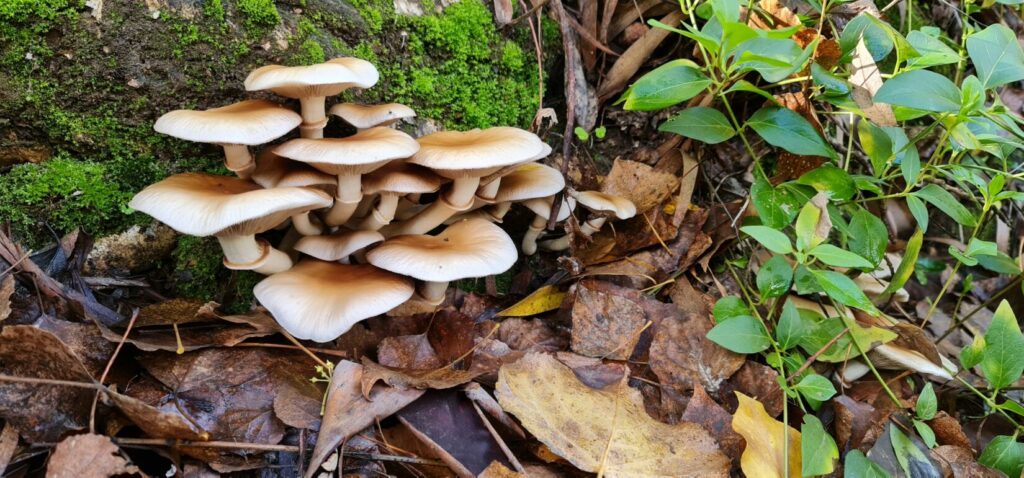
[
  {"xmin": 384, "ymin": 176, "xmax": 480, "ymax": 236},
  {"xmin": 325, "ymin": 173, "xmax": 363, "ymax": 226},
  {"xmin": 298, "ymin": 96, "xmax": 328, "ymax": 139},
  {"xmin": 291, "ymin": 212, "xmax": 322, "ymax": 236},
  {"xmin": 418, "ymin": 281, "xmax": 450, "ymax": 305},
  {"xmin": 357, "ymin": 194, "xmax": 400, "ymax": 230},
  {"xmin": 521, "ymin": 214, "xmax": 547, "ymax": 255},
  {"xmin": 217, "ymin": 235, "xmax": 293, "ymax": 274},
  {"xmin": 477, "ymin": 178, "xmax": 501, "ymax": 201},
  {"xmin": 489, "ymin": 202, "xmax": 512, "ymax": 221},
  {"xmin": 539, "ymin": 217, "xmax": 607, "ymax": 252},
  {"xmin": 222, "ymin": 144, "xmax": 255, "ymax": 179}
]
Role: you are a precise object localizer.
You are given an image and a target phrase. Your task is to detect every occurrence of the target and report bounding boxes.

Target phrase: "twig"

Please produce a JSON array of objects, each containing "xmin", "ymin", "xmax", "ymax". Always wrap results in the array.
[
  {"xmin": 91, "ymin": 308, "xmax": 140, "ymax": 433},
  {"xmin": 280, "ymin": 329, "xmax": 331, "ymax": 369},
  {"xmin": 787, "ymin": 327, "xmax": 850, "ymax": 384},
  {"xmin": 565, "ymin": 13, "xmax": 620, "ymax": 56},
  {"xmin": 507, "ymin": 0, "xmax": 550, "ymax": 26},
  {"xmin": 471, "ymin": 401, "xmax": 525, "ymax": 473},
  {"xmin": 0, "ymin": 374, "xmax": 103, "ymax": 390},
  {"xmin": 548, "ymin": 0, "xmax": 577, "ymax": 231}
]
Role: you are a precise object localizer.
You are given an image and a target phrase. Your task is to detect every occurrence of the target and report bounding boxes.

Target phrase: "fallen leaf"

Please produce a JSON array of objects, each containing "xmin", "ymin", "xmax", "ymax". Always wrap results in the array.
[
  {"xmin": 0, "ymin": 275, "xmax": 12, "ymax": 322},
  {"xmin": 496, "ymin": 285, "xmax": 566, "ymax": 317},
  {"xmin": 868, "ymin": 419, "xmax": 942, "ymax": 477},
  {"xmin": 928, "ymin": 411, "xmax": 973, "ymax": 450},
  {"xmin": 600, "ymin": 159, "xmax": 680, "ymax": 215},
  {"xmin": 360, "ymin": 358, "xmax": 483, "ymax": 399},
  {"xmin": 568, "ymin": 280, "xmax": 649, "ymax": 360},
  {"xmin": 478, "ymin": 461, "xmax": 523, "ymax": 478},
  {"xmin": 732, "ymin": 392, "xmax": 801, "ymax": 478},
  {"xmin": 682, "ymin": 383, "xmax": 745, "ymax": 465},
  {"xmin": 379, "ymin": 334, "xmax": 444, "ymax": 369},
  {"xmin": 850, "ymin": 38, "xmax": 896, "ymax": 126},
  {"xmin": 33, "ymin": 315, "xmax": 114, "ymax": 377},
  {"xmin": 94, "ymin": 304, "xmax": 279, "ymax": 353},
  {"xmin": 427, "ymin": 308, "xmax": 477, "ymax": 366},
  {"xmin": 748, "ymin": 0, "xmax": 799, "ymax": 29},
  {"xmin": 494, "ymin": 318, "xmax": 567, "ymax": 353},
  {"xmin": 496, "ymin": 352, "xmax": 730, "ymax": 477},
  {"xmin": 46, "ymin": 433, "xmax": 138, "ymax": 478},
  {"xmin": 932, "ymin": 445, "xmax": 1002, "ymax": 478},
  {"xmin": 464, "ymin": 383, "xmax": 526, "ymax": 438},
  {"xmin": 833, "ymin": 395, "xmax": 882, "ymax": 451},
  {"xmin": 305, "ymin": 361, "xmax": 423, "ymax": 478},
  {"xmin": 555, "ymin": 352, "xmax": 628, "ymax": 389},
  {"xmin": 106, "ymin": 388, "xmax": 209, "ymax": 440},
  {"xmin": 492, "ymin": 0, "xmax": 513, "ymax": 25},
  {"xmin": 722, "ymin": 361, "xmax": 785, "ymax": 417},
  {"xmin": 0, "ymin": 423, "xmax": 17, "ymax": 476}
]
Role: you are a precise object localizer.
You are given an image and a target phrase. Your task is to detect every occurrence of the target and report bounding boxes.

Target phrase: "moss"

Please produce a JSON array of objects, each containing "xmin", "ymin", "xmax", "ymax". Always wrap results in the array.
[
  {"xmin": 171, "ymin": 236, "xmax": 257, "ymax": 313},
  {"xmin": 204, "ymin": 0, "xmax": 226, "ymax": 23},
  {"xmin": 236, "ymin": 0, "xmax": 280, "ymax": 33}
]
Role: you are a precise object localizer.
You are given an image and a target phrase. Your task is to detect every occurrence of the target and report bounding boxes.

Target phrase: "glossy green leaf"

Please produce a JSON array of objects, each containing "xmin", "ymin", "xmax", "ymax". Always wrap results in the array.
[
  {"xmin": 706, "ymin": 315, "xmax": 772, "ymax": 353},
  {"xmin": 980, "ymin": 300, "xmax": 1024, "ymax": 392},
  {"xmin": 844, "ymin": 450, "xmax": 891, "ymax": 478},
  {"xmin": 757, "ymin": 254, "xmax": 793, "ymax": 299},
  {"xmin": 810, "ymin": 244, "xmax": 874, "ymax": 269},
  {"xmin": 979, "ymin": 435, "xmax": 1024, "ymax": 478},
  {"xmin": 858, "ymin": 120, "xmax": 893, "ymax": 176},
  {"xmin": 776, "ymin": 299, "xmax": 810, "ymax": 350},
  {"xmin": 802, "ymin": 415, "xmax": 839, "ymax": 477},
  {"xmin": 659, "ymin": 107, "xmax": 736, "ymax": 144},
  {"xmin": 741, "ymin": 225, "xmax": 794, "ymax": 254},
  {"xmin": 876, "ymin": 70, "xmax": 961, "ymax": 113},
  {"xmin": 916, "ymin": 383, "xmax": 937, "ymax": 420},
  {"xmin": 796, "ymin": 374, "xmax": 837, "ymax": 401},
  {"xmin": 732, "ymin": 37, "xmax": 815, "ymax": 82},
  {"xmin": 620, "ymin": 59, "xmax": 711, "ymax": 111},
  {"xmin": 905, "ymin": 30, "xmax": 959, "ymax": 69},
  {"xmin": 713, "ymin": 296, "xmax": 751, "ymax": 323},
  {"xmin": 796, "ymin": 165, "xmax": 855, "ymax": 201},
  {"xmin": 751, "ymin": 175, "xmax": 801, "ymax": 228},
  {"xmin": 912, "ymin": 184, "xmax": 978, "ymax": 227},
  {"xmin": 848, "ymin": 209, "xmax": 887, "ymax": 267},
  {"xmin": 913, "ymin": 420, "xmax": 937, "ymax": 448},
  {"xmin": 810, "ymin": 269, "xmax": 880, "ymax": 314},
  {"xmin": 967, "ymin": 24, "xmax": 1024, "ymax": 89},
  {"xmin": 884, "ymin": 228, "xmax": 923, "ymax": 295},
  {"xmin": 905, "ymin": 195, "xmax": 929, "ymax": 232},
  {"xmin": 748, "ymin": 107, "xmax": 838, "ymax": 159}
]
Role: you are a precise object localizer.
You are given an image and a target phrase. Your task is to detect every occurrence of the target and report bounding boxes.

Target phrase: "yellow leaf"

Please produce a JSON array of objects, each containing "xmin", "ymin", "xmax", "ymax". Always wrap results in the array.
[
  {"xmin": 496, "ymin": 285, "xmax": 565, "ymax": 317},
  {"xmin": 496, "ymin": 353, "xmax": 729, "ymax": 477},
  {"xmin": 732, "ymin": 392, "xmax": 802, "ymax": 478}
]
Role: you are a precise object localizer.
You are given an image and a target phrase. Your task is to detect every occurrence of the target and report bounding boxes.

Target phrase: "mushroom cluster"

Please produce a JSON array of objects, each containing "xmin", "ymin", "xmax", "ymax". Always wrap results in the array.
[{"xmin": 129, "ymin": 57, "xmax": 637, "ymax": 343}]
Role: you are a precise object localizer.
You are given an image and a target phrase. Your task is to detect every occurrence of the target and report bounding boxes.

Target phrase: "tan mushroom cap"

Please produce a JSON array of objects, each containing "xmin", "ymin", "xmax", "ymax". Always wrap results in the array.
[
  {"xmin": 330, "ymin": 102, "xmax": 416, "ymax": 129},
  {"xmin": 251, "ymin": 150, "xmax": 337, "ymax": 193},
  {"xmin": 244, "ymin": 57, "xmax": 379, "ymax": 98},
  {"xmin": 523, "ymin": 196, "xmax": 575, "ymax": 221},
  {"xmin": 254, "ymin": 261, "xmax": 413, "ymax": 342},
  {"xmin": 493, "ymin": 163, "xmax": 565, "ymax": 203},
  {"xmin": 294, "ymin": 230, "xmax": 385, "ymax": 261},
  {"xmin": 367, "ymin": 218, "xmax": 517, "ymax": 282},
  {"xmin": 361, "ymin": 162, "xmax": 443, "ymax": 196},
  {"xmin": 128, "ymin": 173, "xmax": 332, "ymax": 237},
  {"xmin": 274, "ymin": 127, "xmax": 420, "ymax": 175},
  {"xmin": 408, "ymin": 127, "xmax": 548, "ymax": 178},
  {"xmin": 153, "ymin": 100, "xmax": 301, "ymax": 145},
  {"xmin": 574, "ymin": 191, "xmax": 636, "ymax": 219}
]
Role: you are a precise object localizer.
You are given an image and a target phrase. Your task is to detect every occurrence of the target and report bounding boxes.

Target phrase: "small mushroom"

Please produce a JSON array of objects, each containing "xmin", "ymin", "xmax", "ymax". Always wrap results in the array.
[
  {"xmin": 329, "ymin": 102, "xmax": 416, "ymax": 130},
  {"xmin": 274, "ymin": 127, "xmax": 420, "ymax": 226},
  {"xmin": 294, "ymin": 229, "xmax": 385, "ymax": 263},
  {"xmin": 521, "ymin": 196, "xmax": 575, "ymax": 255},
  {"xmin": 357, "ymin": 162, "xmax": 443, "ymax": 230},
  {"xmin": 251, "ymin": 151, "xmax": 337, "ymax": 235},
  {"xmin": 129, "ymin": 173, "xmax": 332, "ymax": 274},
  {"xmin": 367, "ymin": 218, "xmax": 517, "ymax": 305},
  {"xmin": 245, "ymin": 57, "xmax": 379, "ymax": 139},
  {"xmin": 539, "ymin": 190, "xmax": 636, "ymax": 251},
  {"xmin": 386, "ymin": 127, "xmax": 549, "ymax": 236},
  {"xmin": 153, "ymin": 100, "xmax": 301, "ymax": 179},
  {"xmin": 254, "ymin": 260, "xmax": 414, "ymax": 342}
]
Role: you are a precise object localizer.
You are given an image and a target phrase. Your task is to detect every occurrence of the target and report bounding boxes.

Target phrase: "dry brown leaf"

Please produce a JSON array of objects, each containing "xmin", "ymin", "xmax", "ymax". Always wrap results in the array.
[
  {"xmin": 95, "ymin": 304, "xmax": 279, "ymax": 353},
  {"xmin": 682, "ymin": 384, "xmax": 745, "ymax": 466},
  {"xmin": 45, "ymin": 433, "xmax": 139, "ymax": 478},
  {"xmin": 732, "ymin": 392, "xmax": 801, "ymax": 478},
  {"xmin": 496, "ymin": 352, "xmax": 730, "ymax": 477},
  {"xmin": 360, "ymin": 358, "xmax": 483, "ymax": 399},
  {"xmin": 597, "ymin": 10, "xmax": 685, "ymax": 101},
  {"xmin": 379, "ymin": 334, "xmax": 443, "ymax": 369},
  {"xmin": 748, "ymin": 0, "xmax": 799, "ymax": 29},
  {"xmin": 0, "ymin": 423, "xmax": 17, "ymax": 476},
  {"xmin": 932, "ymin": 445, "xmax": 1002, "ymax": 478},
  {"xmin": 568, "ymin": 280, "xmax": 648, "ymax": 360},
  {"xmin": 478, "ymin": 461, "xmax": 523, "ymax": 478},
  {"xmin": 722, "ymin": 361, "xmax": 785, "ymax": 417},
  {"xmin": 928, "ymin": 411, "xmax": 973, "ymax": 450},
  {"xmin": 0, "ymin": 275, "xmax": 13, "ymax": 322},
  {"xmin": 601, "ymin": 159, "xmax": 680, "ymax": 215},
  {"xmin": 106, "ymin": 389, "xmax": 209, "ymax": 440},
  {"xmin": 849, "ymin": 37, "xmax": 896, "ymax": 126}
]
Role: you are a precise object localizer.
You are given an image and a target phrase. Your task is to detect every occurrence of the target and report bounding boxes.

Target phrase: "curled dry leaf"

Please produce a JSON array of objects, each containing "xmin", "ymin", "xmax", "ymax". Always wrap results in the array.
[
  {"xmin": 478, "ymin": 461, "xmax": 523, "ymax": 478},
  {"xmin": 732, "ymin": 392, "xmax": 801, "ymax": 478},
  {"xmin": 496, "ymin": 352, "xmax": 730, "ymax": 477},
  {"xmin": 0, "ymin": 423, "xmax": 17, "ymax": 476},
  {"xmin": 600, "ymin": 159, "xmax": 680, "ymax": 215},
  {"xmin": 33, "ymin": 314, "xmax": 114, "ymax": 377},
  {"xmin": 597, "ymin": 10, "xmax": 685, "ymax": 101},
  {"xmin": 359, "ymin": 358, "xmax": 483, "ymax": 399},
  {"xmin": 46, "ymin": 433, "xmax": 139, "ymax": 478},
  {"xmin": 379, "ymin": 334, "xmax": 444, "ymax": 369},
  {"xmin": 932, "ymin": 445, "xmax": 1002, "ymax": 478},
  {"xmin": 106, "ymin": 388, "xmax": 209, "ymax": 440}
]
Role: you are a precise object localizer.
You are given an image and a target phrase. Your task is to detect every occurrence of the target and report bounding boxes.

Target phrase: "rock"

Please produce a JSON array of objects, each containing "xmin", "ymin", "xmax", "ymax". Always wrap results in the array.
[
  {"xmin": 85, "ymin": 223, "xmax": 177, "ymax": 275},
  {"xmin": 0, "ymin": 145, "xmax": 52, "ymax": 168}
]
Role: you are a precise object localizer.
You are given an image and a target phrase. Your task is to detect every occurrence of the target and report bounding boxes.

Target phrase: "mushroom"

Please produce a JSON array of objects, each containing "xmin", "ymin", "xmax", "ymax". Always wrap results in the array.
[
  {"xmin": 488, "ymin": 162, "xmax": 566, "ymax": 222},
  {"xmin": 153, "ymin": 100, "xmax": 301, "ymax": 179},
  {"xmin": 294, "ymin": 229, "xmax": 384, "ymax": 263},
  {"xmin": 274, "ymin": 127, "xmax": 420, "ymax": 227},
  {"xmin": 244, "ymin": 57, "xmax": 379, "ymax": 139},
  {"xmin": 475, "ymin": 142, "xmax": 553, "ymax": 202},
  {"xmin": 521, "ymin": 196, "xmax": 575, "ymax": 255},
  {"xmin": 367, "ymin": 218, "xmax": 517, "ymax": 305},
  {"xmin": 129, "ymin": 173, "xmax": 332, "ymax": 274},
  {"xmin": 251, "ymin": 150, "xmax": 337, "ymax": 235},
  {"xmin": 254, "ymin": 260, "xmax": 414, "ymax": 342},
  {"xmin": 357, "ymin": 162, "xmax": 443, "ymax": 231},
  {"xmin": 329, "ymin": 102, "xmax": 416, "ymax": 130},
  {"xmin": 386, "ymin": 127, "xmax": 548, "ymax": 236},
  {"xmin": 539, "ymin": 190, "xmax": 636, "ymax": 251}
]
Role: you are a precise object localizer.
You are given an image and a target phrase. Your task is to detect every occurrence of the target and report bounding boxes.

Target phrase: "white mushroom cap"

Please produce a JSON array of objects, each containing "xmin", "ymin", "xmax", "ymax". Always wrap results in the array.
[
  {"xmin": 493, "ymin": 163, "xmax": 565, "ymax": 203},
  {"xmin": 329, "ymin": 103, "xmax": 417, "ymax": 129},
  {"xmin": 408, "ymin": 127, "xmax": 549, "ymax": 178},
  {"xmin": 128, "ymin": 173, "xmax": 332, "ymax": 237},
  {"xmin": 153, "ymin": 100, "xmax": 301, "ymax": 145},
  {"xmin": 294, "ymin": 230, "xmax": 385, "ymax": 261},
  {"xmin": 572, "ymin": 191, "xmax": 637, "ymax": 220},
  {"xmin": 367, "ymin": 218, "xmax": 517, "ymax": 282},
  {"xmin": 523, "ymin": 196, "xmax": 575, "ymax": 221},
  {"xmin": 274, "ymin": 127, "xmax": 420, "ymax": 175},
  {"xmin": 251, "ymin": 150, "xmax": 337, "ymax": 193},
  {"xmin": 361, "ymin": 161, "xmax": 443, "ymax": 196},
  {"xmin": 254, "ymin": 260, "xmax": 413, "ymax": 342},
  {"xmin": 244, "ymin": 57, "xmax": 380, "ymax": 98}
]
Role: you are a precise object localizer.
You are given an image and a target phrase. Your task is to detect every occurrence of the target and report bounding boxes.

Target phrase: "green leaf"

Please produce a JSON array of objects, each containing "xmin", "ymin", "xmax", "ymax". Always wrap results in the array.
[
  {"xmin": 659, "ymin": 107, "xmax": 736, "ymax": 144},
  {"xmin": 916, "ymin": 383, "xmax": 937, "ymax": 420},
  {"xmin": 794, "ymin": 200, "xmax": 825, "ymax": 252},
  {"xmin": 889, "ymin": 424, "xmax": 932, "ymax": 476},
  {"xmin": 886, "ymin": 127, "xmax": 921, "ymax": 185},
  {"xmin": 980, "ymin": 300, "xmax": 1024, "ymax": 392},
  {"xmin": 732, "ymin": 37, "xmax": 815, "ymax": 82},
  {"xmin": 912, "ymin": 420, "xmax": 937, "ymax": 448},
  {"xmin": 620, "ymin": 59, "xmax": 712, "ymax": 111},
  {"xmin": 912, "ymin": 184, "xmax": 978, "ymax": 227},
  {"xmin": 706, "ymin": 315, "xmax": 772, "ymax": 353},
  {"xmin": 848, "ymin": 209, "xmax": 887, "ymax": 267},
  {"xmin": 810, "ymin": 269, "xmax": 880, "ymax": 314},
  {"xmin": 905, "ymin": 196, "xmax": 929, "ymax": 232},
  {"xmin": 811, "ymin": 62, "xmax": 850, "ymax": 95},
  {"xmin": 725, "ymin": 79, "xmax": 779, "ymax": 103},
  {"xmin": 967, "ymin": 24, "xmax": 1024, "ymax": 89},
  {"xmin": 748, "ymin": 107, "xmax": 838, "ymax": 159},
  {"xmin": 858, "ymin": 120, "xmax": 894, "ymax": 176},
  {"xmin": 979, "ymin": 435, "xmax": 1024, "ymax": 478},
  {"xmin": 796, "ymin": 374, "xmax": 837, "ymax": 401},
  {"xmin": 796, "ymin": 165, "xmax": 855, "ymax": 201},
  {"xmin": 713, "ymin": 296, "xmax": 751, "ymax": 323},
  {"xmin": 875, "ymin": 70, "xmax": 962, "ymax": 113},
  {"xmin": 776, "ymin": 299, "xmax": 810, "ymax": 350},
  {"xmin": 906, "ymin": 30, "xmax": 960, "ymax": 70},
  {"xmin": 884, "ymin": 228, "xmax": 923, "ymax": 295},
  {"xmin": 741, "ymin": 225, "xmax": 794, "ymax": 254},
  {"xmin": 751, "ymin": 175, "xmax": 801, "ymax": 228},
  {"xmin": 711, "ymin": 0, "xmax": 740, "ymax": 23},
  {"xmin": 844, "ymin": 450, "xmax": 891, "ymax": 478},
  {"xmin": 810, "ymin": 244, "xmax": 874, "ymax": 269},
  {"xmin": 839, "ymin": 14, "xmax": 894, "ymax": 61},
  {"xmin": 757, "ymin": 254, "xmax": 793, "ymax": 299},
  {"xmin": 801, "ymin": 415, "xmax": 838, "ymax": 477}
]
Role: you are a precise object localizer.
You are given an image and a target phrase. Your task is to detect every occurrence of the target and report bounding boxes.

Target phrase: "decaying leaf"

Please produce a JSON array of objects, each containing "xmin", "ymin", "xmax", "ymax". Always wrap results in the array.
[
  {"xmin": 496, "ymin": 285, "xmax": 566, "ymax": 317},
  {"xmin": 597, "ymin": 10, "xmax": 685, "ymax": 101},
  {"xmin": 360, "ymin": 358, "xmax": 483, "ymax": 399},
  {"xmin": 732, "ymin": 392, "xmax": 801, "ymax": 478},
  {"xmin": 600, "ymin": 159, "xmax": 680, "ymax": 215},
  {"xmin": 496, "ymin": 352, "xmax": 730, "ymax": 477},
  {"xmin": 850, "ymin": 38, "xmax": 897, "ymax": 126},
  {"xmin": 0, "ymin": 423, "xmax": 18, "ymax": 476},
  {"xmin": 94, "ymin": 302, "xmax": 279, "ymax": 353},
  {"xmin": 0, "ymin": 275, "xmax": 13, "ymax": 322},
  {"xmin": 106, "ymin": 388, "xmax": 209, "ymax": 440},
  {"xmin": 479, "ymin": 461, "xmax": 523, "ymax": 478},
  {"xmin": 568, "ymin": 280, "xmax": 649, "ymax": 360},
  {"xmin": 682, "ymin": 384, "xmax": 745, "ymax": 465},
  {"xmin": 379, "ymin": 333, "xmax": 444, "ymax": 369},
  {"xmin": 46, "ymin": 433, "xmax": 139, "ymax": 478}
]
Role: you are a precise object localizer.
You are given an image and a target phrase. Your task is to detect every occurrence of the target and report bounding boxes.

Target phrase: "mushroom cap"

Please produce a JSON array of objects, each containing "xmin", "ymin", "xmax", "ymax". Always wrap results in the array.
[
  {"xmin": 294, "ymin": 230, "xmax": 385, "ymax": 261},
  {"xmin": 362, "ymin": 161, "xmax": 443, "ymax": 196},
  {"xmin": 523, "ymin": 196, "xmax": 575, "ymax": 221},
  {"xmin": 573, "ymin": 191, "xmax": 636, "ymax": 219},
  {"xmin": 254, "ymin": 261, "xmax": 413, "ymax": 342},
  {"xmin": 244, "ymin": 57, "xmax": 379, "ymax": 98},
  {"xmin": 252, "ymin": 150, "xmax": 337, "ymax": 194},
  {"xmin": 367, "ymin": 218, "xmax": 517, "ymax": 282},
  {"xmin": 274, "ymin": 127, "xmax": 420, "ymax": 175},
  {"xmin": 493, "ymin": 163, "xmax": 565, "ymax": 203},
  {"xmin": 329, "ymin": 102, "xmax": 417, "ymax": 129},
  {"xmin": 408, "ymin": 127, "xmax": 549, "ymax": 178},
  {"xmin": 153, "ymin": 100, "xmax": 301, "ymax": 146},
  {"xmin": 128, "ymin": 173, "xmax": 332, "ymax": 237}
]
